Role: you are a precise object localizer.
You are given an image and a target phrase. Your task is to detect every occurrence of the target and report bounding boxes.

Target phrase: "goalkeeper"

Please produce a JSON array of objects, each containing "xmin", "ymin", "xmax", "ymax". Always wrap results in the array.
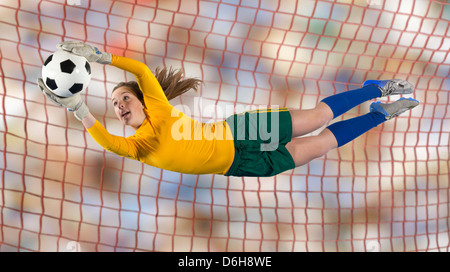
[{"xmin": 37, "ymin": 41, "xmax": 419, "ymax": 177}]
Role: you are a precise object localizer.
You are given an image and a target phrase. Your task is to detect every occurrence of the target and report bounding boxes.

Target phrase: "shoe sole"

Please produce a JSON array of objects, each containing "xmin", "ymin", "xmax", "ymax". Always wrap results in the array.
[
  {"xmin": 363, "ymin": 79, "xmax": 414, "ymax": 96},
  {"xmin": 370, "ymin": 97, "xmax": 420, "ymax": 119}
]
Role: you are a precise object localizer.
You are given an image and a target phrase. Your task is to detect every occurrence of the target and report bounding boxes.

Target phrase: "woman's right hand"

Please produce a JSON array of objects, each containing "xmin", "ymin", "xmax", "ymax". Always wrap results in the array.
[{"xmin": 38, "ymin": 78, "xmax": 90, "ymax": 121}]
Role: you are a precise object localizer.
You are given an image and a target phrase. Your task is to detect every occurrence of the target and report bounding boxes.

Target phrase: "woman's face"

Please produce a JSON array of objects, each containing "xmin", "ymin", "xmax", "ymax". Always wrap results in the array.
[{"xmin": 112, "ymin": 87, "xmax": 146, "ymax": 130}]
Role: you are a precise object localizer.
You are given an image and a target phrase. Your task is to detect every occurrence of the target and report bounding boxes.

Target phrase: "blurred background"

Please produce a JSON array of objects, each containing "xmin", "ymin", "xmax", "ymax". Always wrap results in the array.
[{"xmin": 0, "ymin": 0, "xmax": 449, "ymax": 252}]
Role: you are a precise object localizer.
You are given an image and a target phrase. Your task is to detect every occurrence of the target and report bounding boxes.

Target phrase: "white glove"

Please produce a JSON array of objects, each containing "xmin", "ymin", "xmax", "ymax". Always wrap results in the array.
[
  {"xmin": 57, "ymin": 41, "xmax": 112, "ymax": 64},
  {"xmin": 38, "ymin": 78, "xmax": 90, "ymax": 121}
]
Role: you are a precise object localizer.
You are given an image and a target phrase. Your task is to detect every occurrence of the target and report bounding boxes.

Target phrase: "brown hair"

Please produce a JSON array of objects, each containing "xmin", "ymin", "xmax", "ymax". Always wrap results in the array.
[{"xmin": 112, "ymin": 66, "xmax": 202, "ymax": 104}]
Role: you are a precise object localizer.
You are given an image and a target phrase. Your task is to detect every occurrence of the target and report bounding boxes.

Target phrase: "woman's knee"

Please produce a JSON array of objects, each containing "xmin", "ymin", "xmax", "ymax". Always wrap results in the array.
[
  {"xmin": 318, "ymin": 128, "xmax": 338, "ymax": 150},
  {"xmin": 289, "ymin": 103, "xmax": 334, "ymax": 137},
  {"xmin": 286, "ymin": 133, "xmax": 336, "ymax": 167},
  {"xmin": 316, "ymin": 102, "xmax": 334, "ymax": 126}
]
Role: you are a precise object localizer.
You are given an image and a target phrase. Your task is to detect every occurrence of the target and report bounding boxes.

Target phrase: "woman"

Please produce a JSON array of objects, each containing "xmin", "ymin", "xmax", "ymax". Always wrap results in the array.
[{"xmin": 38, "ymin": 41, "xmax": 419, "ymax": 177}]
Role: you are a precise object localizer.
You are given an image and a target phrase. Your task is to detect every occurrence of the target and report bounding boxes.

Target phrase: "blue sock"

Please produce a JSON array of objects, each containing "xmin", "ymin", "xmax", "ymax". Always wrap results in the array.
[
  {"xmin": 321, "ymin": 84, "xmax": 381, "ymax": 119},
  {"xmin": 327, "ymin": 112, "xmax": 386, "ymax": 147}
]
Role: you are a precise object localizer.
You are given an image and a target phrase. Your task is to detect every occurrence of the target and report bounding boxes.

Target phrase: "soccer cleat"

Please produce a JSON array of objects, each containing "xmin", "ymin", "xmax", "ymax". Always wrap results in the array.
[
  {"xmin": 370, "ymin": 97, "xmax": 420, "ymax": 120},
  {"xmin": 363, "ymin": 79, "xmax": 414, "ymax": 97}
]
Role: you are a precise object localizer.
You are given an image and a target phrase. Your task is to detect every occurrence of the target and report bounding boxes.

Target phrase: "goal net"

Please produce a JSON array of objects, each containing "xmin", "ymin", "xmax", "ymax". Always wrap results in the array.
[{"xmin": 0, "ymin": 0, "xmax": 449, "ymax": 252}]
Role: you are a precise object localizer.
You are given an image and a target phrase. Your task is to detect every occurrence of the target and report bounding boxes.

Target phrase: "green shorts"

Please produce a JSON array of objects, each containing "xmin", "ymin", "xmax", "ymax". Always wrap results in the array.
[{"xmin": 224, "ymin": 108, "xmax": 295, "ymax": 177}]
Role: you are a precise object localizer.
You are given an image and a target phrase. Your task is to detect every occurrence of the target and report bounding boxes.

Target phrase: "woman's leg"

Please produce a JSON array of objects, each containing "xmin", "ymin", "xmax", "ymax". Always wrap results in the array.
[
  {"xmin": 290, "ymin": 84, "xmax": 382, "ymax": 138},
  {"xmin": 289, "ymin": 102, "xmax": 333, "ymax": 137},
  {"xmin": 320, "ymin": 84, "xmax": 382, "ymax": 119},
  {"xmin": 286, "ymin": 128, "xmax": 337, "ymax": 167},
  {"xmin": 289, "ymin": 79, "xmax": 415, "ymax": 138},
  {"xmin": 286, "ymin": 112, "xmax": 385, "ymax": 167},
  {"xmin": 286, "ymin": 85, "xmax": 382, "ymax": 165},
  {"xmin": 286, "ymin": 98, "xmax": 419, "ymax": 167}
]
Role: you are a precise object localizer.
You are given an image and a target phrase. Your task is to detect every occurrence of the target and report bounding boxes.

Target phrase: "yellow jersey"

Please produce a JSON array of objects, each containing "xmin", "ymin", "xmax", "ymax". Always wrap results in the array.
[{"xmin": 87, "ymin": 55, "xmax": 235, "ymax": 175}]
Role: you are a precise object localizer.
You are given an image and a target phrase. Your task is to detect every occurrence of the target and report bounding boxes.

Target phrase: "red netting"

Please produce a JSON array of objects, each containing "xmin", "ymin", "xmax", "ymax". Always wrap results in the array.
[{"xmin": 0, "ymin": 0, "xmax": 449, "ymax": 252}]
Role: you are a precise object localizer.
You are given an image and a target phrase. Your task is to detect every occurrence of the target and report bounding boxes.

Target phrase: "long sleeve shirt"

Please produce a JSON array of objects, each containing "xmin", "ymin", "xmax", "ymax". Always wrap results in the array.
[{"xmin": 86, "ymin": 55, "xmax": 235, "ymax": 175}]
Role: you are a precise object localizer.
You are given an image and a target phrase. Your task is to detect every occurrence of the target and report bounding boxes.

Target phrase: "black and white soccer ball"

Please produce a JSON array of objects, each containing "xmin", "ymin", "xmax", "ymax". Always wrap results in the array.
[{"xmin": 41, "ymin": 50, "xmax": 91, "ymax": 97}]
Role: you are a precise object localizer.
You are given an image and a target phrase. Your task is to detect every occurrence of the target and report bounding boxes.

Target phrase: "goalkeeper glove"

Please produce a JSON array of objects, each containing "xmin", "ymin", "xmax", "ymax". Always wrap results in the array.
[
  {"xmin": 37, "ymin": 78, "xmax": 90, "ymax": 121},
  {"xmin": 56, "ymin": 40, "xmax": 112, "ymax": 64}
]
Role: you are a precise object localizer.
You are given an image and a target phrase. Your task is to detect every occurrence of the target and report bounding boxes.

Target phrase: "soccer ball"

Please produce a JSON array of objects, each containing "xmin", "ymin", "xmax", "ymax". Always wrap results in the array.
[{"xmin": 41, "ymin": 50, "xmax": 91, "ymax": 97}]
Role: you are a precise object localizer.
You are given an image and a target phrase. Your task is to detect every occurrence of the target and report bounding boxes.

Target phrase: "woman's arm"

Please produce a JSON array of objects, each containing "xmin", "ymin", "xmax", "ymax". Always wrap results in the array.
[
  {"xmin": 109, "ymin": 54, "xmax": 169, "ymax": 105},
  {"xmin": 84, "ymin": 117, "xmax": 139, "ymax": 159},
  {"xmin": 42, "ymin": 41, "xmax": 140, "ymax": 159},
  {"xmin": 57, "ymin": 41, "xmax": 169, "ymax": 106},
  {"xmin": 81, "ymin": 112, "xmax": 97, "ymax": 129}
]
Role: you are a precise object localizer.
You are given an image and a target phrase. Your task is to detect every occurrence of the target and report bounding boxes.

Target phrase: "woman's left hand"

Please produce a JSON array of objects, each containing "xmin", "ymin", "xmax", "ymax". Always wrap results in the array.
[{"xmin": 57, "ymin": 40, "xmax": 112, "ymax": 64}]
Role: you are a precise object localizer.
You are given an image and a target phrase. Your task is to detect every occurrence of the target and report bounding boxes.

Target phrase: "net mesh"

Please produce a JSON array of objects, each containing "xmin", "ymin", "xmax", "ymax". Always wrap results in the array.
[{"xmin": 0, "ymin": 0, "xmax": 449, "ymax": 252}]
